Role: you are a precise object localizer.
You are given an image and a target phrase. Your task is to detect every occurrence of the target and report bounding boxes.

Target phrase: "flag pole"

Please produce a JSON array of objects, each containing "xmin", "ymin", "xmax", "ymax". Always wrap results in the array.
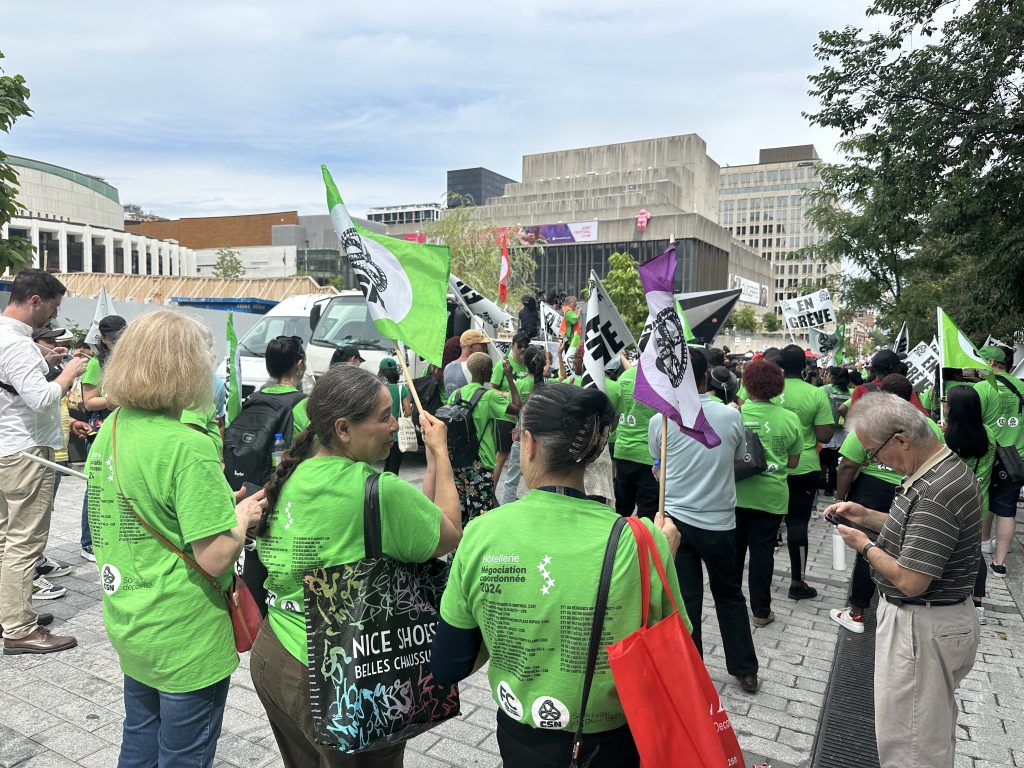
[
  {"xmin": 390, "ymin": 338, "xmax": 425, "ymax": 415},
  {"xmin": 658, "ymin": 414, "xmax": 668, "ymax": 517}
]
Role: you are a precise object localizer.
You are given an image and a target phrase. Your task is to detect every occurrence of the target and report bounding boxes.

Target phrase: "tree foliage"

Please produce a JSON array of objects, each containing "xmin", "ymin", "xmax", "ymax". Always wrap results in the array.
[
  {"xmin": 601, "ymin": 251, "xmax": 647, "ymax": 339},
  {"xmin": 0, "ymin": 51, "xmax": 33, "ymax": 273},
  {"xmin": 212, "ymin": 247, "xmax": 245, "ymax": 279},
  {"xmin": 804, "ymin": 0, "xmax": 1024, "ymax": 342},
  {"xmin": 760, "ymin": 311, "xmax": 782, "ymax": 333},
  {"xmin": 729, "ymin": 306, "xmax": 759, "ymax": 333}
]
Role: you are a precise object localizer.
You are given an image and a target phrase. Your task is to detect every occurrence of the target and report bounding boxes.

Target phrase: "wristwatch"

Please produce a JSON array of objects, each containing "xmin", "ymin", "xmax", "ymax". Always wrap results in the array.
[{"xmin": 861, "ymin": 542, "xmax": 876, "ymax": 559}]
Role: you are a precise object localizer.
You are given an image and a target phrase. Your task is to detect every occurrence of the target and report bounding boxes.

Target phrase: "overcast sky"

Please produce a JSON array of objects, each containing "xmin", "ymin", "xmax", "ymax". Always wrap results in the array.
[{"xmin": 3, "ymin": 1, "xmax": 871, "ymax": 219}]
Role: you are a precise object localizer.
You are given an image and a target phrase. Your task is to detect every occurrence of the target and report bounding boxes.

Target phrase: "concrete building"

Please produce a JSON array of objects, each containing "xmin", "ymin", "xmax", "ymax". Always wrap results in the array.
[
  {"xmin": 718, "ymin": 145, "xmax": 838, "ymax": 316},
  {"xmin": 366, "ymin": 203, "xmax": 442, "ymax": 227},
  {"xmin": 447, "ymin": 167, "xmax": 517, "ymax": 208},
  {"xmin": 1, "ymin": 156, "xmax": 198, "ymax": 277}
]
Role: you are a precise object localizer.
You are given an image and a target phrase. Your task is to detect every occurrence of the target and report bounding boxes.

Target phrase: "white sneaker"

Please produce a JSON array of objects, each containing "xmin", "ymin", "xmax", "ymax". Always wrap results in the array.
[
  {"xmin": 976, "ymin": 605, "xmax": 987, "ymax": 625},
  {"xmin": 981, "ymin": 538, "xmax": 994, "ymax": 555},
  {"xmin": 829, "ymin": 607, "xmax": 865, "ymax": 634},
  {"xmin": 31, "ymin": 576, "xmax": 67, "ymax": 600},
  {"xmin": 35, "ymin": 556, "xmax": 72, "ymax": 579}
]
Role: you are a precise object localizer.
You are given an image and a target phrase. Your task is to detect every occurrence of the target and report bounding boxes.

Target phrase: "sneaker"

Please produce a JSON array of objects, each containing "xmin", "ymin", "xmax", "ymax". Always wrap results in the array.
[
  {"xmin": 752, "ymin": 612, "xmax": 775, "ymax": 628},
  {"xmin": 788, "ymin": 582, "xmax": 818, "ymax": 600},
  {"xmin": 981, "ymin": 538, "xmax": 994, "ymax": 555},
  {"xmin": 31, "ymin": 576, "xmax": 67, "ymax": 600},
  {"xmin": 991, "ymin": 562, "xmax": 1007, "ymax": 577},
  {"xmin": 80, "ymin": 545, "xmax": 95, "ymax": 562},
  {"xmin": 976, "ymin": 605, "xmax": 987, "ymax": 625},
  {"xmin": 35, "ymin": 557, "xmax": 72, "ymax": 579},
  {"xmin": 830, "ymin": 607, "xmax": 865, "ymax": 634}
]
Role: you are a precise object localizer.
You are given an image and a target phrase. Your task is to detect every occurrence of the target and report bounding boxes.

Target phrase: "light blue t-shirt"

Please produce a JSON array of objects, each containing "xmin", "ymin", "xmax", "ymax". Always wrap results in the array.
[{"xmin": 649, "ymin": 394, "xmax": 745, "ymax": 530}]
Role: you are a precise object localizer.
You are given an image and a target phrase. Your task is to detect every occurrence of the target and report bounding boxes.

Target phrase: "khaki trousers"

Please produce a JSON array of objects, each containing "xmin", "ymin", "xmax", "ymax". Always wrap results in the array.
[
  {"xmin": 0, "ymin": 447, "xmax": 55, "ymax": 639},
  {"xmin": 874, "ymin": 595, "xmax": 979, "ymax": 768}
]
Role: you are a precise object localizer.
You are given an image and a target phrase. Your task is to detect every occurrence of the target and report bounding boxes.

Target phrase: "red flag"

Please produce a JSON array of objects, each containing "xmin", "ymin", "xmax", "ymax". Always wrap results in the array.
[{"xmin": 498, "ymin": 232, "xmax": 510, "ymax": 303}]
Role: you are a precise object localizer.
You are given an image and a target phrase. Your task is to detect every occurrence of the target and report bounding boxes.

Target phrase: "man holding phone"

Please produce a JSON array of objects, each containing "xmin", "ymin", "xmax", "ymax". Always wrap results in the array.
[{"xmin": 824, "ymin": 391, "xmax": 981, "ymax": 768}]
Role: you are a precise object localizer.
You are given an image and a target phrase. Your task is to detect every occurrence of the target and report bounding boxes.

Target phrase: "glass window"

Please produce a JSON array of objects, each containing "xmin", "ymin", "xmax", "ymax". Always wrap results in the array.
[{"xmin": 309, "ymin": 295, "xmax": 386, "ymax": 350}]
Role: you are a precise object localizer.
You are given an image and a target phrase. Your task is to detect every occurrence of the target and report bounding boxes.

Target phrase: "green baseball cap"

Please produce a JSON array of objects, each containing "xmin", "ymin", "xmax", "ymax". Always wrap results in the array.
[{"xmin": 978, "ymin": 345, "xmax": 1006, "ymax": 363}]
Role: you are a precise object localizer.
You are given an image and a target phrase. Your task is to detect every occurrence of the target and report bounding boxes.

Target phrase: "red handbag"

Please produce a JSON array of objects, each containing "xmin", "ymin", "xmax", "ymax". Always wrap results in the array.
[
  {"xmin": 111, "ymin": 409, "xmax": 263, "ymax": 652},
  {"xmin": 606, "ymin": 517, "xmax": 746, "ymax": 768}
]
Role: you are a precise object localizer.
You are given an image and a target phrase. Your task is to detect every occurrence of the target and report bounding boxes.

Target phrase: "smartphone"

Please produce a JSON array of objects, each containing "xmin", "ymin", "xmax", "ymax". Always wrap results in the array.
[
  {"xmin": 825, "ymin": 512, "xmax": 878, "ymax": 541},
  {"xmin": 240, "ymin": 482, "xmax": 262, "ymax": 499}
]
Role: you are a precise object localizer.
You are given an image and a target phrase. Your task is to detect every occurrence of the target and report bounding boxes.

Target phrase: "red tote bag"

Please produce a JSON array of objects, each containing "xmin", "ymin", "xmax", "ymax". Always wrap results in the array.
[{"xmin": 606, "ymin": 518, "xmax": 745, "ymax": 768}]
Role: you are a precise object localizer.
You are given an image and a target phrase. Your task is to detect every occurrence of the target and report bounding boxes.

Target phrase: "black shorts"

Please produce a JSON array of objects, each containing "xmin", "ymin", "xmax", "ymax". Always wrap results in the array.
[{"xmin": 495, "ymin": 419, "xmax": 515, "ymax": 453}]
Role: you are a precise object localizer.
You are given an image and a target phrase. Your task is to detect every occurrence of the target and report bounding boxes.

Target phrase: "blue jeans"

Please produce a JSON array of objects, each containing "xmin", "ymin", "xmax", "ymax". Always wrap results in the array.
[{"xmin": 119, "ymin": 675, "xmax": 230, "ymax": 768}]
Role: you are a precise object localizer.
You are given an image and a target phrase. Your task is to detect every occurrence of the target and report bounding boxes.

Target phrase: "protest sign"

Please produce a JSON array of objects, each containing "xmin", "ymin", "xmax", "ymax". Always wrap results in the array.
[
  {"xmin": 905, "ymin": 340, "xmax": 940, "ymax": 389},
  {"xmin": 779, "ymin": 290, "xmax": 835, "ymax": 331}
]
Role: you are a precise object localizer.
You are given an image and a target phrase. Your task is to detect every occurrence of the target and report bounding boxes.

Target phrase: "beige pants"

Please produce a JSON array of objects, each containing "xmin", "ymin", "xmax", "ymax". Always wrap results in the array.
[
  {"xmin": 874, "ymin": 595, "xmax": 979, "ymax": 768},
  {"xmin": 0, "ymin": 447, "xmax": 55, "ymax": 639}
]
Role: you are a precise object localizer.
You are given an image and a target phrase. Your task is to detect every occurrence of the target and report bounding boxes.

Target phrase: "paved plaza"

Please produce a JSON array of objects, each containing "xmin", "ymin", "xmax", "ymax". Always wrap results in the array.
[{"xmin": 2, "ymin": 458, "xmax": 1023, "ymax": 768}]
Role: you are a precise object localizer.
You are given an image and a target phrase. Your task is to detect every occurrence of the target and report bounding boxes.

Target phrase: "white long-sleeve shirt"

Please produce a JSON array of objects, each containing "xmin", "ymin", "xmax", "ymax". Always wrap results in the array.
[{"xmin": 0, "ymin": 315, "xmax": 63, "ymax": 455}]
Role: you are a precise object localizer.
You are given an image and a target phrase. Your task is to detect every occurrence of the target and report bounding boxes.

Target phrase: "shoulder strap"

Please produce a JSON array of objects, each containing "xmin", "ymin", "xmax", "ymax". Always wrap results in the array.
[
  {"xmin": 862, "ymin": 382, "xmax": 879, "ymax": 392},
  {"xmin": 572, "ymin": 516, "xmax": 628, "ymax": 762},
  {"xmin": 111, "ymin": 409, "xmax": 225, "ymax": 594},
  {"xmin": 467, "ymin": 386, "xmax": 487, "ymax": 411},
  {"xmin": 995, "ymin": 375, "xmax": 1024, "ymax": 414},
  {"xmin": 363, "ymin": 473, "xmax": 382, "ymax": 558}
]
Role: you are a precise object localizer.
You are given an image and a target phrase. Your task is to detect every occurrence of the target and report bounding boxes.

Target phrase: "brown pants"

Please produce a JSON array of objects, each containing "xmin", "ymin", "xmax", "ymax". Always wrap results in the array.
[
  {"xmin": 249, "ymin": 624, "xmax": 406, "ymax": 768},
  {"xmin": 0, "ymin": 447, "xmax": 55, "ymax": 640}
]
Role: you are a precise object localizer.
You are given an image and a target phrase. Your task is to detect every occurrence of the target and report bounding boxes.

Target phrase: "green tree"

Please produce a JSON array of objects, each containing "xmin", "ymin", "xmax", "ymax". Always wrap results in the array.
[
  {"xmin": 729, "ymin": 306, "xmax": 759, "ymax": 333},
  {"xmin": 0, "ymin": 51, "xmax": 33, "ymax": 273},
  {"xmin": 805, "ymin": 0, "xmax": 1024, "ymax": 340},
  {"xmin": 212, "ymin": 247, "xmax": 245, "ymax": 279},
  {"xmin": 327, "ymin": 275, "xmax": 346, "ymax": 292},
  {"xmin": 601, "ymin": 251, "xmax": 647, "ymax": 339},
  {"xmin": 760, "ymin": 312, "xmax": 782, "ymax": 333}
]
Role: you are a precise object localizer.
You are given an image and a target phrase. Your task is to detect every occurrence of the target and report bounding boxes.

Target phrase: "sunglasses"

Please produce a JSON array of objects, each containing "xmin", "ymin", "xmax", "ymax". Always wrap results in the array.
[{"xmin": 865, "ymin": 431, "xmax": 902, "ymax": 464}]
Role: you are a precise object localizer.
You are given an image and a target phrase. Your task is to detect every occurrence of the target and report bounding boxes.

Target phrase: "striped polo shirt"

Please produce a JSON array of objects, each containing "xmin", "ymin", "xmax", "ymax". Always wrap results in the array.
[{"xmin": 873, "ymin": 447, "xmax": 982, "ymax": 602}]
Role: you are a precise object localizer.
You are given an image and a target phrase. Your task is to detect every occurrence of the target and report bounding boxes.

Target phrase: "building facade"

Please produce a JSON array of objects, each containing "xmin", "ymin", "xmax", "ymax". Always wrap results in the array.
[
  {"xmin": 1, "ymin": 156, "xmax": 197, "ymax": 277},
  {"xmin": 365, "ymin": 203, "xmax": 443, "ymax": 227},
  {"xmin": 447, "ymin": 167, "xmax": 517, "ymax": 208},
  {"xmin": 718, "ymin": 146, "xmax": 838, "ymax": 316}
]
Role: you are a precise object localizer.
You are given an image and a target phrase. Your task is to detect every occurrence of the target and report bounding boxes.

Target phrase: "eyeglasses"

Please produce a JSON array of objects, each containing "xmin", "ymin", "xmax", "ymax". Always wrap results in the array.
[
  {"xmin": 865, "ymin": 431, "xmax": 902, "ymax": 464},
  {"xmin": 274, "ymin": 335, "xmax": 304, "ymax": 345}
]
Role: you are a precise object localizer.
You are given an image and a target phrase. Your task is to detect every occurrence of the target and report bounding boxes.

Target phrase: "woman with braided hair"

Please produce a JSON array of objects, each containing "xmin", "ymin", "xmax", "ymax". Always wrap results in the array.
[
  {"xmin": 249, "ymin": 364, "xmax": 462, "ymax": 767},
  {"xmin": 432, "ymin": 384, "xmax": 686, "ymax": 767}
]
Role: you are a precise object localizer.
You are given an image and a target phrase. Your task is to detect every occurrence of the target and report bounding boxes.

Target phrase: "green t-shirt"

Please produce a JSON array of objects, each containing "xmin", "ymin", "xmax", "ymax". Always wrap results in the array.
[
  {"xmin": 735, "ymin": 401, "xmax": 802, "ymax": 514},
  {"xmin": 840, "ymin": 420, "xmax": 946, "ymax": 485},
  {"xmin": 606, "ymin": 367, "xmax": 656, "ymax": 465},
  {"xmin": 258, "ymin": 455, "xmax": 441, "ymax": 665},
  {"xmin": 82, "ymin": 355, "xmax": 102, "ymax": 388},
  {"xmin": 386, "ymin": 382, "xmax": 407, "ymax": 443},
  {"xmin": 261, "ymin": 384, "xmax": 310, "ymax": 438},
  {"xmin": 86, "ymin": 409, "xmax": 239, "ymax": 692},
  {"xmin": 975, "ymin": 375, "xmax": 1024, "ymax": 458},
  {"xmin": 736, "ymin": 384, "xmax": 747, "ymax": 403},
  {"xmin": 492, "ymin": 358, "xmax": 529, "ymax": 423},
  {"xmin": 440, "ymin": 489, "xmax": 688, "ymax": 733},
  {"xmin": 448, "ymin": 382, "xmax": 513, "ymax": 469},
  {"xmin": 779, "ymin": 378, "xmax": 834, "ymax": 475},
  {"xmin": 180, "ymin": 405, "xmax": 222, "ymax": 457}
]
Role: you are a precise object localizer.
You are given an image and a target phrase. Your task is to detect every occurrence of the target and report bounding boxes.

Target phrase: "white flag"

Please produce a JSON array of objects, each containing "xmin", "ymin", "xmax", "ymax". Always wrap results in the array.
[
  {"xmin": 892, "ymin": 322, "xmax": 910, "ymax": 355},
  {"xmin": 84, "ymin": 286, "xmax": 117, "ymax": 345},
  {"xmin": 580, "ymin": 271, "xmax": 636, "ymax": 391},
  {"xmin": 539, "ymin": 301, "xmax": 564, "ymax": 343},
  {"xmin": 449, "ymin": 275, "xmax": 513, "ymax": 335}
]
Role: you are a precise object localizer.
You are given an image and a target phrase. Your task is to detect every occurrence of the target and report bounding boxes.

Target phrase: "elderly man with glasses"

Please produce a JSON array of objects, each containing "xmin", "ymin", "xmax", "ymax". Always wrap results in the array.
[{"xmin": 823, "ymin": 391, "xmax": 982, "ymax": 768}]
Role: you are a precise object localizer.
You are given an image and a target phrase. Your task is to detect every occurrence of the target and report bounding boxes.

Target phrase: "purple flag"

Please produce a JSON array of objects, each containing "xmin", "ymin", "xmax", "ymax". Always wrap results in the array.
[{"xmin": 634, "ymin": 244, "xmax": 720, "ymax": 448}]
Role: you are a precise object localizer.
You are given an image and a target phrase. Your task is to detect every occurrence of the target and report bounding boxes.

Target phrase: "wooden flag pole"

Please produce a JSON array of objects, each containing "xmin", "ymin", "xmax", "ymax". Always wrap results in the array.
[
  {"xmin": 658, "ymin": 414, "xmax": 668, "ymax": 517},
  {"xmin": 391, "ymin": 339, "xmax": 425, "ymax": 415}
]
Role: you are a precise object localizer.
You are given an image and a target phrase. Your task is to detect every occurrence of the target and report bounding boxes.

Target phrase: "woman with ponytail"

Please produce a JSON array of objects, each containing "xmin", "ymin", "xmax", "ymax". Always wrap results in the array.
[
  {"xmin": 432, "ymin": 384, "xmax": 686, "ymax": 767},
  {"xmin": 249, "ymin": 364, "xmax": 461, "ymax": 768}
]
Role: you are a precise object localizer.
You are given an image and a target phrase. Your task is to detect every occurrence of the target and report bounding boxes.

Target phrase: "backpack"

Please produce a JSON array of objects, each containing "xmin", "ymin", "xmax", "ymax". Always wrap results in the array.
[
  {"xmin": 434, "ymin": 387, "xmax": 487, "ymax": 468},
  {"xmin": 410, "ymin": 374, "xmax": 444, "ymax": 427},
  {"xmin": 223, "ymin": 390, "xmax": 306, "ymax": 491}
]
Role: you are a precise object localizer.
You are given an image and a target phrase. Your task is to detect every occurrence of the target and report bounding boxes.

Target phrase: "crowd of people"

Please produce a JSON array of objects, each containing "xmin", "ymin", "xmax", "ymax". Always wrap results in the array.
[{"xmin": 1, "ymin": 267, "xmax": 1020, "ymax": 768}]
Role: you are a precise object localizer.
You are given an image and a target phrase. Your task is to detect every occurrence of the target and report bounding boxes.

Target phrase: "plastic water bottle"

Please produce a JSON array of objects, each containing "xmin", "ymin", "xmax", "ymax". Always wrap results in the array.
[{"xmin": 271, "ymin": 433, "xmax": 286, "ymax": 467}]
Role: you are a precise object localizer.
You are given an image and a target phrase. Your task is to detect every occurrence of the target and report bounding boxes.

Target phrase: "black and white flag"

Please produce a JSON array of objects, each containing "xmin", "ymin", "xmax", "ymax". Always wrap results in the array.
[
  {"xmin": 539, "ymin": 301, "xmax": 564, "ymax": 343},
  {"xmin": 449, "ymin": 274, "xmax": 514, "ymax": 334},
  {"xmin": 892, "ymin": 322, "xmax": 910, "ymax": 356},
  {"xmin": 580, "ymin": 271, "xmax": 637, "ymax": 392}
]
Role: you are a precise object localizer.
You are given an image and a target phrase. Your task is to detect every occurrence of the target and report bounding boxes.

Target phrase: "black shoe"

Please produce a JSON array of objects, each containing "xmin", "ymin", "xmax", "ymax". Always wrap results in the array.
[
  {"xmin": 735, "ymin": 674, "xmax": 759, "ymax": 693},
  {"xmin": 788, "ymin": 582, "xmax": 818, "ymax": 600}
]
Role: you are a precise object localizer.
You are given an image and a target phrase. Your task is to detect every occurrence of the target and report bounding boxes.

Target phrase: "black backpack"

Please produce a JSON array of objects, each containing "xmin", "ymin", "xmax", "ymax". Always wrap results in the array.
[
  {"xmin": 223, "ymin": 390, "xmax": 306, "ymax": 491},
  {"xmin": 435, "ymin": 387, "xmax": 487, "ymax": 468}
]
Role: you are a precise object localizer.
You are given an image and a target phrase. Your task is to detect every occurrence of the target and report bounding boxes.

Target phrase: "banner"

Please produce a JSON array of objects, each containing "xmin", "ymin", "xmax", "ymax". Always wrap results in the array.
[
  {"xmin": 515, "ymin": 220, "xmax": 598, "ymax": 245},
  {"xmin": 225, "ymin": 311, "xmax": 242, "ymax": 424},
  {"xmin": 892, "ymin": 322, "xmax": 910, "ymax": 355},
  {"xmin": 936, "ymin": 307, "xmax": 991, "ymax": 372},
  {"xmin": 905, "ymin": 340, "xmax": 940, "ymax": 389},
  {"xmin": 539, "ymin": 301, "xmax": 563, "ymax": 342},
  {"xmin": 580, "ymin": 271, "xmax": 637, "ymax": 392},
  {"xmin": 83, "ymin": 285, "xmax": 117, "ymax": 345},
  {"xmin": 809, "ymin": 327, "xmax": 843, "ymax": 359},
  {"xmin": 779, "ymin": 290, "xmax": 835, "ymax": 330},
  {"xmin": 729, "ymin": 274, "xmax": 768, "ymax": 306},
  {"xmin": 323, "ymin": 165, "xmax": 451, "ymax": 366},
  {"xmin": 449, "ymin": 275, "xmax": 514, "ymax": 332},
  {"xmin": 634, "ymin": 244, "xmax": 720, "ymax": 448}
]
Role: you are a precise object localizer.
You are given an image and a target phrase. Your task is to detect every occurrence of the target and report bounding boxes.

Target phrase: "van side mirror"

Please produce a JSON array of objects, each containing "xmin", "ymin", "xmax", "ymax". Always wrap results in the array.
[{"xmin": 310, "ymin": 303, "xmax": 322, "ymax": 332}]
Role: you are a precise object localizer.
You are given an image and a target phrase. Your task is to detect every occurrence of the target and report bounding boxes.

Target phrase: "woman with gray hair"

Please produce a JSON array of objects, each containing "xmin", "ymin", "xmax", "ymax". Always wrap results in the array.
[{"xmin": 824, "ymin": 391, "xmax": 982, "ymax": 768}]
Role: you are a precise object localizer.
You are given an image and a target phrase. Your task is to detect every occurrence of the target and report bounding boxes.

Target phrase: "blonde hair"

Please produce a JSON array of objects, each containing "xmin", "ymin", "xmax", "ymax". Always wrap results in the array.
[{"xmin": 102, "ymin": 310, "xmax": 214, "ymax": 413}]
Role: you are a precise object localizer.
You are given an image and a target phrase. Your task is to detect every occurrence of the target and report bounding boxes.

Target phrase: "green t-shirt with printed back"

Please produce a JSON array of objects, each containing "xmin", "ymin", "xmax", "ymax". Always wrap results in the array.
[
  {"xmin": 440, "ymin": 489, "xmax": 688, "ymax": 734},
  {"xmin": 180, "ymin": 405, "xmax": 222, "ymax": 457},
  {"xmin": 258, "ymin": 455, "xmax": 441, "ymax": 665},
  {"xmin": 974, "ymin": 375, "xmax": 1024, "ymax": 458},
  {"xmin": 447, "ymin": 382, "xmax": 514, "ymax": 469},
  {"xmin": 86, "ymin": 409, "xmax": 239, "ymax": 692},
  {"xmin": 82, "ymin": 355, "xmax": 102, "ymax": 388},
  {"xmin": 261, "ymin": 384, "xmax": 310, "ymax": 439},
  {"xmin": 779, "ymin": 377, "xmax": 834, "ymax": 475},
  {"xmin": 606, "ymin": 366, "xmax": 656, "ymax": 465},
  {"xmin": 840, "ymin": 419, "xmax": 946, "ymax": 486},
  {"xmin": 735, "ymin": 400, "xmax": 802, "ymax": 514}
]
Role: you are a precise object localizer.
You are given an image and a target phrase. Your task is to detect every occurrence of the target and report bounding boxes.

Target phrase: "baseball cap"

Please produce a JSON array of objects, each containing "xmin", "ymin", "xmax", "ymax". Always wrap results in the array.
[
  {"xmin": 98, "ymin": 315, "xmax": 127, "ymax": 341},
  {"xmin": 870, "ymin": 349, "xmax": 900, "ymax": 371},
  {"xmin": 378, "ymin": 357, "xmax": 399, "ymax": 371},
  {"xmin": 978, "ymin": 345, "xmax": 1006, "ymax": 363},
  {"xmin": 32, "ymin": 327, "xmax": 68, "ymax": 342},
  {"xmin": 460, "ymin": 329, "xmax": 493, "ymax": 347},
  {"xmin": 337, "ymin": 344, "xmax": 365, "ymax": 362}
]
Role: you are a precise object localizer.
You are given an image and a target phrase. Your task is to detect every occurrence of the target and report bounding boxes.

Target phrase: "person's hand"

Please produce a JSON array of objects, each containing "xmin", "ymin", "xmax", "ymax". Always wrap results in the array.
[
  {"xmin": 836, "ymin": 524, "xmax": 869, "ymax": 553},
  {"xmin": 44, "ymin": 346, "xmax": 69, "ymax": 364},
  {"xmin": 654, "ymin": 509, "xmax": 681, "ymax": 555},
  {"xmin": 419, "ymin": 411, "xmax": 449, "ymax": 456},
  {"xmin": 236, "ymin": 488, "xmax": 267, "ymax": 529},
  {"xmin": 822, "ymin": 500, "xmax": 869, "ymax": 525},
  {"xmin": 502, "ymin": 359, "xmax": 514, "ymax": 379},
  {"xmin": 69, "ymin": 419, "xmax": 91, "ymax": 439},
  {"xmin": 62, "ymin": 355, "xmax": 88, "ymax": 378}
]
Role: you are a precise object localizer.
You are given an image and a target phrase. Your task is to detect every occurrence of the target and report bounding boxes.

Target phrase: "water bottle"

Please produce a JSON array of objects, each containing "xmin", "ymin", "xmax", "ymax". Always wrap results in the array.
[{"xmin": 271, "ymin": 433, "xmax": 286, "ymax": 467}]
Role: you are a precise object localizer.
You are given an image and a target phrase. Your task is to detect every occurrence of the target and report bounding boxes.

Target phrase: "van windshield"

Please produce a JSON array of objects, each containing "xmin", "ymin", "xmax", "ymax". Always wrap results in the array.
[
  {"xmin": 237, "ymin": 315, "xmax": 312, "ymax": 357},
  {"xmin": 310, "ymin": 295, "xmax": 386, "ymax": 350}
]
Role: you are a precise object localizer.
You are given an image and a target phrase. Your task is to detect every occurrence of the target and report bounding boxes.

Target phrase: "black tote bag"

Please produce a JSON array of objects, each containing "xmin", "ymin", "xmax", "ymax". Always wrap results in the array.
[
  {"xmin": 734, "ymin": 428, "xmax": 768, "ymax": 481},
  {"xmin": 303, "ymin": 474, "xmax": 460, "ymax": 753}
]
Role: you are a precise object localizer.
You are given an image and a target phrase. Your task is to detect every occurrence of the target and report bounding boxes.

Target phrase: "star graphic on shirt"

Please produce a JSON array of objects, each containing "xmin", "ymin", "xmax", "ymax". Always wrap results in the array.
[
  {"xmin": 545, "ymin": 578, "xmax": 555, "ymax": 589},
  {"xmin": 536, "ymin": 562, "xmax": 546, "ymax": 572},
  {"xmin": 542, "ymin": 555, "xmax": 551, "ymax": 566},
  {"xmin": 105, "ymin": 456, "xmax": 114, "ymax": 482},
  {"xmin": 541, "ymin": 585, "xmax": 550, "ymax": 595},
  {"xmin": 283, "ymin": 502, "xmax": 294, "ymax": 530}
]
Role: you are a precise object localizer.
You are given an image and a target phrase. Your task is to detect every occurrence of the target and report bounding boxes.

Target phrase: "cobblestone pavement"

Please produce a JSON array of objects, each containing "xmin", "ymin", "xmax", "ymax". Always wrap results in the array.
[{"xmin": 2, "ymin": 460, "xmax": 1022, "ymax": 768}]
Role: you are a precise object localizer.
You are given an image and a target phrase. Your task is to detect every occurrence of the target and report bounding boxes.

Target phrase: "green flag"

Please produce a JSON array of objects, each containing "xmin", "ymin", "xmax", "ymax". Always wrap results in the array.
[
  {"xmin": 936, "ymin": 307, "xmax": 991, "ymax": 371},
  {"xmin": 675, "ymin": 299, "xmax": 696, "ymax": 342},
  {"xmin": 225, "ymin": 311, "xmax": 242, "ymax": 424},
  {"xmin": 322, "ymin": 165, "xmax": 451, "ymax": 365}
]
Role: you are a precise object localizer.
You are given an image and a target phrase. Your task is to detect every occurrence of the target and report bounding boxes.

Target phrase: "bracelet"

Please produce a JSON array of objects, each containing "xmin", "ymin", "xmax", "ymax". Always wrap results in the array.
[{"xmin": 861, "ymin": 542, "xmax": 876, "ymax": 559}]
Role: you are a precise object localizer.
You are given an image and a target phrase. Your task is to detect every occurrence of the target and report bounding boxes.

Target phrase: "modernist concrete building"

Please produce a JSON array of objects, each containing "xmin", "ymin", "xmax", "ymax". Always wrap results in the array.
[
  {"xmin": 447, "ymin": 167, "xmax": 517, "ymax": 208},
  {"xmin": 366, "ymin": 203, "xmax": 443, "ymax": 227},
  {"xmin": 1, "ymin": 156, "xmax": 198, "ymax": 277},
  {"xmin": 718, "ymin": 145, "xmax": 838, "ymax": 315}
]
